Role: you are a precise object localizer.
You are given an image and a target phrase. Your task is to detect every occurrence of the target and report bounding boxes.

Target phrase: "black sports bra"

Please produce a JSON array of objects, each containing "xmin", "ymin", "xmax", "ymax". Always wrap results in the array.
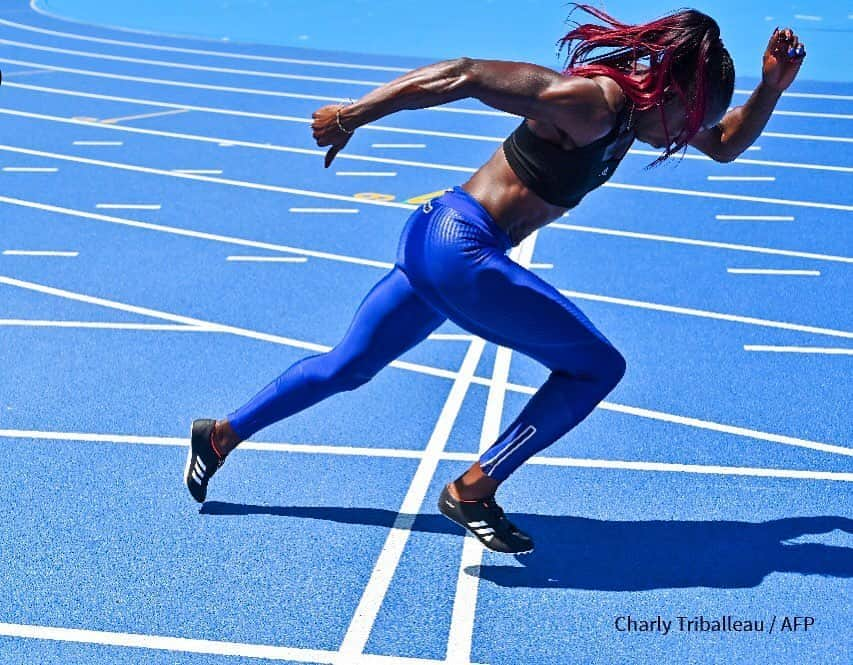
[{"xmin": 502, "ymin": 104, "xmax": 635, "ymax": 208}]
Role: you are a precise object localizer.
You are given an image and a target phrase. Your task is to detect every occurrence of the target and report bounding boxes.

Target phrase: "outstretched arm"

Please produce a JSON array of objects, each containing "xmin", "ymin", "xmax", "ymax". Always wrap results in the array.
[
  {"xmin": 690, "ymin": 28, "xmax": 805, "ymax": 162},
  {"xmin": 311, "ymin": 58, "xmax": 614, "ymax": 167}
]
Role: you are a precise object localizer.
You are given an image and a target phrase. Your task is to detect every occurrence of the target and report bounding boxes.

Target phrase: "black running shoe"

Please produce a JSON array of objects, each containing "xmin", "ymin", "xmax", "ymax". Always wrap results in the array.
[
  {"xmin": 185, "ymin": 419, "xmax": 225, "ymax": 503},
  {"xmin": 438, "ymin": 484, "xmax": 534, "ymax": 554}
]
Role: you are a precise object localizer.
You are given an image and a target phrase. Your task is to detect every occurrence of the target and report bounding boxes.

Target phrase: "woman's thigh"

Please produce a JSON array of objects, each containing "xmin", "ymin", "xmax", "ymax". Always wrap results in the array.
[
  {"xmin": 330, "ymin": 265, "xmax": 447, "ymax": 377},
  {"xmin": 421, "ymin": 249, "xmax": 618, "ymax": 375}
]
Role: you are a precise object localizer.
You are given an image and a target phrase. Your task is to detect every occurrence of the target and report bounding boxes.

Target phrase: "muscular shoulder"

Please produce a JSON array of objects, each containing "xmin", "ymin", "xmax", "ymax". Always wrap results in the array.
[{"xmin": 545, "ymin": 75, "xmax": 625, "ymax": 146}]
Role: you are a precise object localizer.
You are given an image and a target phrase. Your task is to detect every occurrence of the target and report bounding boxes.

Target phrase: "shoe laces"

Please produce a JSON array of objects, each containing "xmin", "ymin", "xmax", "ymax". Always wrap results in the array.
[
  {"xmin": 482, "ymin": 497, "xmax": 528, "ymax": 539},
  {"xmin": 481, "ymin": 497, "xmax": 508, "ymax": 524}
]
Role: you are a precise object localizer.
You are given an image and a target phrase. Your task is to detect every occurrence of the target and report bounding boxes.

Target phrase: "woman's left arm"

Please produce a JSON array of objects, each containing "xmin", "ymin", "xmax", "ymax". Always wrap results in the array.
[{"xmin": 690, "ymin": 27, "xmax": 805, "ymax": 162}]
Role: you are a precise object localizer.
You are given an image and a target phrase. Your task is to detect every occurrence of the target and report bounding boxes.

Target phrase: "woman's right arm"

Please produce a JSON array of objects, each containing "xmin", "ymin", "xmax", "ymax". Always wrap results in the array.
[{"xmin": 312, "ymin": 58, "xmax": 614, "ymax": 166}]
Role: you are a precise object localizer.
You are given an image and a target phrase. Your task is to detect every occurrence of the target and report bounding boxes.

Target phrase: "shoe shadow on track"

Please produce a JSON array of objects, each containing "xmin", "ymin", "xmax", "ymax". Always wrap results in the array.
[{"xmin": 200, "ymin": 503, "xmax": 852, "ymax": 590}]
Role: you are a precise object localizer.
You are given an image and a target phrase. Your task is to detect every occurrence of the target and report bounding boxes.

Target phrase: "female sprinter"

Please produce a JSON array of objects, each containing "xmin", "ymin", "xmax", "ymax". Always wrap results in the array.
[{"xmin": 186, "ymin": 7, "xmax": 805, "ymax": 554}]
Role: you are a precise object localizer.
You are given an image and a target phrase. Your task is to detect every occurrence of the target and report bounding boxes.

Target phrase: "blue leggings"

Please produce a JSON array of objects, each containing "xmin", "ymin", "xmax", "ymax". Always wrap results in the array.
[{"xmin": 228, "ymin": 186, "xmax": 625, "ymax": 482}]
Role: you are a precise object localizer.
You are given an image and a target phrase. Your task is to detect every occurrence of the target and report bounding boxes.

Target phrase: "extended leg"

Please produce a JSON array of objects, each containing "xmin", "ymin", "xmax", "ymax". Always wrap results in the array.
[
  {"xmin": 220, "ymin": 266, "xmax": 446, "ymax": 450},
  {"xmin": 186, "ymin": 266, "xmax": 444, "ymax": 503}
]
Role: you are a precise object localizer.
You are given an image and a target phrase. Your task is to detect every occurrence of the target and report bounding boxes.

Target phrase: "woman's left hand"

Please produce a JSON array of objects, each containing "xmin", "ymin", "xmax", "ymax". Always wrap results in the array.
[{"xmin": 762, "ymin": 27, "xmax": 805, "ymax": 92}]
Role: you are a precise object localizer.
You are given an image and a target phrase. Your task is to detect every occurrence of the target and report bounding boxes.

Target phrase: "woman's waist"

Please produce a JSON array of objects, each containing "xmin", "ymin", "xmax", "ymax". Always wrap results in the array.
[
  {"xmin": 460, "ymin": 182, "xmax": 568, "ymax": 246},
  {"xmin": 462, "ymin": 150, "xmax": 571, "ymax": 245}
]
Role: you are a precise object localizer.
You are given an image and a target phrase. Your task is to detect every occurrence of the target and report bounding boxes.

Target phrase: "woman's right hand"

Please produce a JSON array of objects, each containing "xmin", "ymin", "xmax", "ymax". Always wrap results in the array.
[{"xmin": 311, "ymin": 104, "xmax": 353, "ymax": 168}]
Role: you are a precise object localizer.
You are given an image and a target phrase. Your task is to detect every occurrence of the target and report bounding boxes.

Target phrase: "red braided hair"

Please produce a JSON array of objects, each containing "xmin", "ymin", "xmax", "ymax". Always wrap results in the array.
[{"xmin": 558, "ymin": 5, "xmax": 734, "ymax": 161}]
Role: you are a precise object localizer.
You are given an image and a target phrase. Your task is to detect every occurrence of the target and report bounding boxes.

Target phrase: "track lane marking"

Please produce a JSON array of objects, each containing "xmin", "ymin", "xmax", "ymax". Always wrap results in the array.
[
  {"xmin": 1, "ymin": 275, "xmax": 848, "ymax": 457},
  {"xmin": 2, "ymin": 429, "xmax": 851, "ymax": 478}
]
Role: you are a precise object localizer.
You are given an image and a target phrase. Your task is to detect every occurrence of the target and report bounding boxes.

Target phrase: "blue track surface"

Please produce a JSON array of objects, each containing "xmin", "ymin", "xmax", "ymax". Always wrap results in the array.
[{"xmin": 0, "ymin": 1, "xmax": 850, "ymax": 664}]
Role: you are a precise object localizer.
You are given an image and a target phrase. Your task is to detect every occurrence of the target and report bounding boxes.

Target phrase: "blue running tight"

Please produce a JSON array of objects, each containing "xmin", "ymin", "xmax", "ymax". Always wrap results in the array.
[{"xmin": 227, "ymin": 186, "xmax": 625, "ymax": 483}]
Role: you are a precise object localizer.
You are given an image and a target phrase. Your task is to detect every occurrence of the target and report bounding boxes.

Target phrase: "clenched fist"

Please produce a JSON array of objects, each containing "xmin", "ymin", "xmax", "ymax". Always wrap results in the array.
[{"xmin": 311, "ymin": 104, "xmax": 354, "ymax": 168}]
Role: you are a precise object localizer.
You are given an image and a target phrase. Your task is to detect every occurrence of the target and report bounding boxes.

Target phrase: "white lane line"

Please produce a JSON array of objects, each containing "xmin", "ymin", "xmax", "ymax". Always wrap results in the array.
[
  {"xmin": 0, "ymin": 60, "xmax": 496, "ymax": 121},
  {"xmin": 548, "ymin": 223, "xmax": 851, "ymax": 265},
  {"xmin": 3, "ymin": 428, "xmax": 851, "ymax": 482},
  {"xmin": 734, "ymin": 88, "xmax": 853, "ymax": 102},
  {"xmin": 289, "ymin": 207, "xmax": 360, "ymax": 214},
  {"xmin": 101, "ymin": 108, "xmax": 189, "ymax": 124},
  {"xmin": 2, "ymin": 139, "xmax": 851, "ymax": 216},
  {"xmin": 1, "ymin": 35, "xmax": 849, "ymax": 121},
  {"xmin": 794, "ymin": 14, "xmax": 822, "ymax": 21},
  {"xmin": 707, "ymin": 176, "xmax": 776, "ymax": 182},
  {"xmin": 558, "ymin": 289, "xmax": 853, "ymax": 339},
  {"xmin": 335, "ymin": 171, "xmax": 397, "ymax": 177},
  {"xmin": 4, "ymin": 59, "xmax": 851, "ymax": 137},
  {"xmin": 0, "ymin": 17, "xmax": 844, "ymax": 106},
  {"xmin": 2, "ymin": 15, "xmax": 851, "ymax": 115},
  {"xmin": 6, "ymin": 271, "xmax": 849, "ymax": 460},
  {"xmin": 747, "ymin": 146, "xmax": 762, "ymax": 151},
  {"xmin": 0, "ymin": 105, "xmax": 487, "ymax": 174},
  {"xmin": 0, "ymin": 623, "xmax": 331, "ymax": 664},
  {"xmin": 226, "ymin": 255, "xmax": 308, "ymax": 263},
  {"xmin": 0, "ymin": 37, "xmax": 389, "ymax": 86},
  {"xmin": 715, "ymin": 215, "xmax": 794, "ymax": 221},
  {"xmin": 0, "ymin": 258, "xmax": 846, "ymax": 463},
  {"xmin": 629, "ymin": 147, "xmax": 852, "ymax": 174},
  {"xmin": 337, "ymin": 339, "xmax": 486, "ymax": 661},
  {"xmin": 3, "ymin": 172, "xmax": 845, "ymax": 273},
  {"xmin": 2, "ymin": 250, "xmax": 77, "ymax": 257},
  {"xmin": 0, "ymin": 143, "xmax": 417, "ymax": 210},
  {"xmin": 0, "ymin": 622, "xmax": 462, "ymax": 665},
  {"xmin": 602, "ymin": 181, "xmax": 853, "ymax": 212},
  {"xmin": 427, "ymin": 333, "xmax": 476, "ymax": 342},
  {"xmin": 72, "ymin": 140, "xmax": 123, "ymax": 146},
  {"xmin": 0, "ymin": 195, "xmax": 391, "ymax": 269},
  {"xmin": 6, "ymin": 92, "xmax": 853, "ymax": 176},
  {"xmin": 1, "ymin": 193, "xmax": 849, "ymax": 345},
  {"xmin": 447, "ymin": 233, "xmax": 537, "ymax": 664},
  {"xmin": 0, "ymin": 274, "xmax": 459, "ymax": 384},
  {"xmin": 2, "ymin": 166, "xmax": 57, "ymax": 172},
  {"xmin": 529, "ymin": 262, "xmax": 553, "ymax": 269},
  {"xmin": 0, "ymin": 319, "xmax": 211, "ymax": 331},
  {"xmin": 172, "ymin": 169, "xmax": 222, "ymax": 175},
  {"xmin": 744, "ymin": 346, "xmax": 853, "ymax": 355},
  {"xmin": 727, "ymin": 268, "xmax": 820, "ymax": 276},
  {"xmin": 0, "ymin": 17, "xmax": 411, "ymax": 73},
  {"xmin": 1, "ymin": 193, "xmax": 849, "ymax": 347},
  {"xmin": 3, "ymin": 320, "xmax": 459, "ymax": 340},
  {"xmin": 0, "ymin": 427, "xmax": 424, "ymax": 458},
  {"xmin": 371, "ymin": 144, "xmax": 426, "ymax": 149},
  {"xmin": 762, "ymin": 131, "xmax": 853, "ymax": 144},
  {"xmin": 1, "ymin": 263, "xmax": 850, "ymax": 464},
  {"xmin": 522, "ymin": 456, "xmax": 853, "ymax": 481},
  {"xmin": 1, "ymin": 68, "xmax": 53, "ymax": 77},
  {"xmin": 774, "ymin": 110, "xmax": 853, "ymax": 120},
  {"xmin": 0, "ymin": 59, "xmax": 495, "ymax": 138},
  {"xmin": 96, "ymin": 203, "xmax": 161, "ymax": 210},
  {"xmin": 584, "ymin": 397, "xmax": 853, "ymax": 458}
]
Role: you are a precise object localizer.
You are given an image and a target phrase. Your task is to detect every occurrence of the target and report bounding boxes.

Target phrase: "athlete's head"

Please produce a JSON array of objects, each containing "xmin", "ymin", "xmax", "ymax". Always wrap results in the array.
[{"xmin": 558, "ymin": 5, "xmax": 735, "ymax": 162}]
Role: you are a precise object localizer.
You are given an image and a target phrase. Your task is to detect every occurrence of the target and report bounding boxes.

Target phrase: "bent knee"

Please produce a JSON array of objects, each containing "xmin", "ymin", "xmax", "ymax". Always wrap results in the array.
[
  {"xmin": 559, "ymin": 342, "xmax": 625, "ymax": 391},
  {"xmin": 599, "ymin": 345, "xmax": 626, "ymax": 391},
  {"xmin": 605, "ymin": 346, "xmax": 627, "ymax": 383}
]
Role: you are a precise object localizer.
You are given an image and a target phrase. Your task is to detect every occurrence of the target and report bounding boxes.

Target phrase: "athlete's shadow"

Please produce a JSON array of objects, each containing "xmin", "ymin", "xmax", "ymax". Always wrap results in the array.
[
  {"xmin": 470, "ymin": 514, "xmax": 853, "ymax": 591},
  {"xmin": 200, "ymin": 503, "xmax": 853, "ymax": 591}
]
